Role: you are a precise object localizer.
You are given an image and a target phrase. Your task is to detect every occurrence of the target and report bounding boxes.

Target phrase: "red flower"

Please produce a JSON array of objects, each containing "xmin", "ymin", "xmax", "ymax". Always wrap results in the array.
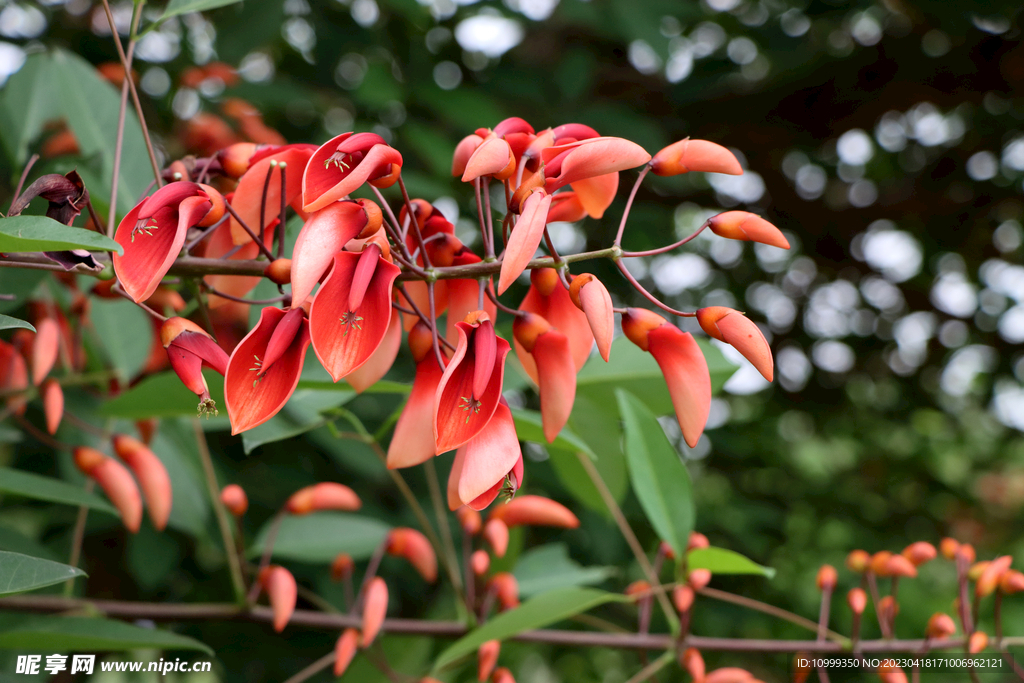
[
  {"xmin": 387, "ymin": 322, "xmax": 445, "ymax": 469},
  {"xmin": 302, "ymin": 132, "xmax": 403, "ymax": 212},
  {"xmin": 515, "ymin": 269, "xmax": 593, "ymax": 383},
  {"xmin": 308, "ymin": 244, "xmax": 401, "ymax": 382},
  {"xmin": 447, "ymin": 400, "xmax": 524, "ymax": 511},
  {"xmin": 569, "ymin": 274, "xmax": 613, "ymax": 362},
  {"xmin": 434, "ymin": 312, "xmax": 510, "ymax": 454},
  {"xmin": 621, "ymin": 308, "xmax": 711, "ymax": 448},
  {"xmin": 113, "ymin": 182, "xmax": 224, "ymax": 302},
  {"xmin": 224, "ymin": 307, "xmax": 310, "ymax": 434},
  {"xmin": 227, "ymin": 143, "xmax": 317, "ymax": 245},
  {"xmin": 160, "ymin": 317, "xmax": 230, "ymax": 417},
  {"xmin": 497, "ymin": 189, "xmax": 552, "ymax": 295},
  {"xmin": 513, "ymin": 313, "xmax": 576, "ymax": 443}
]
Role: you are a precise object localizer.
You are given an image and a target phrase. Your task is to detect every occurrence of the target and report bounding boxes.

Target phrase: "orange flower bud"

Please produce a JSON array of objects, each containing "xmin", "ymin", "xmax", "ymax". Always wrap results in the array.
[
  {"xmin": 673, "ymin": 585, "xmax": 695, "ymax": 613},
  {"xmin": 477, "ymin": 640, "xmax": 500, "ymax": 682},
  {"xmin": 568, "ymin": 274, "xmax": 613, "ymax": 362},
  {"xmin": 885, "ymin": 554, "xmax": 918, "ymax": 579},
  {"xmin": 530, "ymin": 268, "xmax": 560, "ymax": 297},
  {"xmin": 73, "ymin": 447, "xmax": 142, "ymax": 533},
  {"xmin": 688, "ymin": 532, "xmax": 710, "ymax": 551},
  {"xmin": 705, "ymin": 666, "xmax": 756, "ymax": 683},
  {"xmin": 688, "ymin": 569, "xmax": 712, "ymax": 591},
  {"xmin": 355, "ymin": 199, "xmax": 383, "ymax": 238},
  {"xmin": 620, "ymin": 307, "xmax": 667, "ymax": 352},
  {"xmin": 877, "ymin": 662, "xmax": 908, "ymax": 683},
  {"xmin": 264, "ymin": 259, "xmax": 292, "ymax": 285},
  {"xmin": 218, "ymin": 142, "xmax": 259, "ymax": 178},
  {"xmin": 361, "ymin": 577, "xmax": 388, "ymax": 647},
  {"xmin": 695, "ymin": 307, "xmax": 773, "ymax": 382},
  {"xmin": 650, "ymin": 139, "xmax": 743, "ymax": 177},
  {"xmin": 471, "ymin": 550, "xmax": 490, "ymax": 576},
  {"xmin": 331, "ymin": 553, "xmax": 354, "ymax": 582},
  {"xmin": 925, "ymin": 613, "xmax": 956, "ymax": 639},
  {"xmin": 220, "ymin": 484, "xmax": 248, "ymax": 516},
  {"xmin": 847, "ymin": 588, "xmax": 867, "ymax": 615},
  {"xmin": 968, "ymin": 561, "xmax": 989, "ymax": 582},
  {"xmin": 870, "ymin": 551, "xmax": 894, "ymax": 577},
  {"xmin": 112, "ymin": 434, "xmax": 173, "ymax": 531},
  {"xmin": 41, "ymin": 379, "xmax": 63, "ymax": 435},
  {"xmin": 259, "ymin": 565, "xmax": 297, "ymax": 632},
  {"xmin": 679, "ymin": 647, "xmax": 705, "ymax": 682},
  {"xmin": 386, "ymin": 528, "xmax": 437, "ymax": 582},
  {"xmin": 31, "ymin": 318, "xmax": 60, "ymax": 385},
  {"xmin": 1000, "ymin": 570, "xmax": 1024, "ymax": 594},
  {"xmin": 456, "ymin": 506, "xmax": 483, "ymax": 535},
  {"xmin": 625, "ymin": 580, "xmax": 651, "ymax": 598},
  {"xmin": 901, "ymin": 541, "xmax": 937, "ymax": 567},
  {"xmin": 491, "ymin": 667, "xmax": 515, "ymax": 683},
  {"xmin": 877, "ymin": 595, "xmax": 899, "ymax": 625},
  {"xmin": 976, "ymin": 556, "xmax": 1013, "ymax": 598},
  {"xmin": 490, "ymin": 495, "xmax": 580, "ymax": 529},
  {"xmin": 793, "ymin": 652, "xmax": 812, "ymax": 683},
  {"xmin": 969, "ymin": 631, "xmax": 988, "ymax": 654},
  {"xmin": 333, "ymin": 628, "xmax": 359, "ymax": 676},
  {"xmin": 483, "ymin": 519, "xmax": 509, "ymax": 558},
  {"xmin": 956, "ymin": 544, "xmax": 976, "ymax": 564},
  {"xmin": 705, "ymin": 211, "xmax": 789, "ymax": 250},
  {"xmin": 939, "ymin": 537, "xmax": 960, "ymax": 560},
  {"xmin": 196, "ymin": 183, "xmax": 226, "ymax": 227},
  {"xmin": 816, "ymin": 565, "xmax": 838, "ymax": 591},
  {"xmin": 490, "ymin": 572, "xmax": 519, "ymax": 610},
  {"xmin": 843, "ymin": 550, "xmax": 868, "ymax": 573},
  {"xmin": 285, "ymin": 482, "xmax": 361, "ymax": 514}
]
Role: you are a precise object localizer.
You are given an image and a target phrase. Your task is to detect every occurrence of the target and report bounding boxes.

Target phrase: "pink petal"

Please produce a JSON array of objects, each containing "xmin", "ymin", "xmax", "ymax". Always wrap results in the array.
[
  {"xmin": 647, "ymin": 327, "xmax": 710, "ymax": 448},
  {"xmin": 570, "ymin": 172, "xmax": 618, "ymax": 219},
  {"xmin": 457, "ymin": 401, "xmax": 522, "ymax": 507},
  {"xmin": 716, "ymin": 311, "xmax": 773, "ymax": 382},
  {"xmin": 498, "ymin": 191, "xmax": 552, "ymax": 295},
  {"xmin": 387, "ymin": 357, "xmax": 445, "ymax": 469}
]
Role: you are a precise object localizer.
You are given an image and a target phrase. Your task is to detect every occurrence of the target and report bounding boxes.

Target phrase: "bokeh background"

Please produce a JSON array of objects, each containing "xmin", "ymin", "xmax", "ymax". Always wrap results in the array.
[{"xmin": 2, "ymin": 0, "xmax": 1024, "ymax": 680}]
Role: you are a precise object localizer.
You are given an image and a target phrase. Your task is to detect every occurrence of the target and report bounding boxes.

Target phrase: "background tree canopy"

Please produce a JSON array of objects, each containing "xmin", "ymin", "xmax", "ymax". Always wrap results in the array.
[{"xmin": 1, "ymin": 0, "xmax": 1023, "ymax": 680}]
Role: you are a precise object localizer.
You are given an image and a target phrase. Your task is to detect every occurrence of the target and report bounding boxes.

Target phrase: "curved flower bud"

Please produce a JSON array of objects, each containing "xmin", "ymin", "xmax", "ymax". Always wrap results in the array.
[
  {"xmin": 285, "ymin": 482, "xmax": 361, "ymax": 514},
  {"xmin": 74, "ymin": 446, "xmax": 142, "ymax": 533},
  {"xmin": 446, "ymin": 401, "xmax": 523, "ymax": 510},
  {"xmin": 847, "ymin": 587, "xmax": 867, "ymax": 615},
  {"xmin": 0, "ymin": 341, "xmax": 29, "ymax": 415},
  {"xmin": 696, "ymin": 307, "xmax": 773, "ymax": 382},
  {"xmin": 679, "ymin": 648, "xmax": 705, "ymax": 683},
  {"xmin": 846, "ymin": 549, "xmax": 870, "ymax": 573},
  {"xmin": 457, "ymin": 506, "xmax": 483, "ymax": 535},
  {"xmin": 673, "ymin": 585, "xmax": 695, "ymax": 613},
  {"xmin": 290, "ymin": 200, "xmax": 380, "ymax": 306},
  {"xmin": 625, "ymin": 580, "xmax": 651, "ymax": 599},
  {"xmin": 901, "ymin": 541, "xmax": 937, "ymax": 567},
  {"xmin": 434, "ymin": 314, "xmax": 510, "ymax": 453},
  {"xmin": 490, "ymin": 495, "xmax": 579, "ymax": 529},
  {"xmin": 976, "ymin": 555, "xmax": 1013, "ymax": 598},
  {"xmin": 477, "ymin": 640, "xmax": 500, "ymax": 682},
  {"xmin": 816, "ymin": 565, "xmax": 837, "ymax": 591},
  {"xmin": 303, "ymin": 133, "xmax": 404, "ymax": 212},
  {"xmin": 225, "ymin": 307, "xmax": 310, "ymax": 434},
  {"xmin": 569, "ymin": 274, "xmax": 613, "ymax": 362},
  {"xmin": 41, "ymin": 379, "xmax": 63, "ymax": 435},
  {"xmin": 688, "ymin": 532, "xmax": 710, "ymax": 550},
  {"xmin": 361, "ymin": 577, "xmax": 389, "ymax": 647},
  {"xmin": 870, "ymin": 551, "xmax": 894, "ymax": 576},
  {"xmin": 939, "ymin": 537, "xmax": 960, "ymax": 560},
  {"xmin": 161, "ymin": 317, "xmax": 230, "ymax": 417},
  {"xmin": 878, "ymin": 663, "xmax": 908, "ymax": 683},
  {"xmin": 217, "ymin": 142, "xmax": 259, "ymax": 178},
  {"xmin": 925, "ymin": 613, "xmax": 956, "ymax": 639},
  {"xmin": 877, "ymin": 595, "xmax": 898, "ymax": 626},
  {"xmin": 471, "ymin": 550, "xmax": 490, "ymax": 576},
  {"xmin": 956, "ymin": 543, "xmax": 977, "ymax": 564},
  {"xmin": 688, "ymin": 568, "xmax": 712, "ymax": 590},
  {"xmin": 114, "ymin": 182, "xmax": 215, "ymax": 302},
  {"xmin": 483, "ymin": 519, "xmax": 509, "ymax": 558},
  {"xmin": 886, "ymin": 554, "xmax": 918, "ymax": 578},
  {"xmin": 386, "ymin": 528, "xmax": 437, "ymax": 582},
  {"xmin": 489, "ymin": 572, "xmax": 519, "ymax": 610},
  {"xmin": 112, "ymin": 434, "xmax": 173, "ymax": 531},
  {"xmin": 650, "ymin": 139, "xmax": 743, "ymax": 176},
  {"xmin": 491, "ymin": 668, "xmax": 515, "ymax": 683},
  {"xmin": 388, "ymin": 324, "xmax": 446, "ymax": 469},
  {"xmin": 498, "ymin": 190, "xmax": 552, "ymax": 295},
  {"xmin": 462, "ymin": 137, "xmax": 516, "ymax": 183},
  {"xmin": 1001, "ymin": 570, "xmax": 1024, "ymax": 594},
  {"xmin": 220, "ymin": 484, "xmax": 248, "ymax": 516},
  {"xmin": 622, "ymin": 308, "xmax": 711, "ymax": 448},
  {"xmin": 542, "ymin": 137, "xmax": 651, "ymax": 191},
  {"xmin": 309, "ymin": 246, "xmax": 401, "ymax": 382},
  {"xmin": 228, "ymin": 144, "xmax": 316, "ymax": 244},
  {"xmin": 31, "ymin": 318, "xmax": 59, "ymax": 385},
  {"xmin": 969, "ymin": 631, "xmax": 988, "ymax": 653},
  {"xmin": 259, "ymin": 565, "xmax": 297, "ymax": 632},
  {"xmin": 346, "ymin": 307, "xmax": 402, "ymax": 393},
  {"xmin": 516, "ymin": 269, "xmax": 593, "ymax": 383},
  {"xmin": 452, "ymin": 134, "xmax": 484, "ymax": 177},
  {"xmin": 706, "ymin": 211, "xmax": 789, "ymax": 250},
  {"xmin": 513, "ymin": 313, "xmax": 575, "ymax": 442},
  {"xmin": 706, "ymin": 668, "xmax": 757, "ymax": 683},
  {"xmin": 334, "ymin": 628, "xmax": 360, "ymax": 676}
]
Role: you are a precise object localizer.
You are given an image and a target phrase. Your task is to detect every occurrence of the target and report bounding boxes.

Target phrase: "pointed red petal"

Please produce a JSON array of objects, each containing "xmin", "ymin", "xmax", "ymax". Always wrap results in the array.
[
  {"xmin": 225, "ymin": 307, "xmax": 310, "ymax": 434},
  {"xmin": 452, "ymin": 134, "xmax": 484, "ymax": 176},
  {"xmin": 31, "ymin": 318, "xmax": 59, "ymax": 385},
  {"xmin": 170, "ymin": 330, "xmax": 229, "ymax": 375},
  {"xmin": 41, "ymin": 379, "xmax": 63, "ymax": 434},
  {"xmin": 651, "ymin": 139, "xmax": 743, "ymax": 176},
  {"xmin": 167, "ymin": 347, "xmax": 209, "ymax": 397},
  {"xmin": 348, "ymin": 244, "xmax": 382, "ymax": 311},
  {"xmin": 498, "ymin": 191, "xmax": 551, "ymax": 295},
  {"xmin": 113, "ymin": 434, "xmax": 173, "ymax": 531},
  {"xmin": 114, "ymin": 201, "xmax": 192, "ymax": 303},
  {"xmin": 308, "ymin": 253, "xmax": 401, "ymax": 381},
  {"xmin": 448, "ymin": 445, "xmax": 468, "ymax": 510},
  {"xmin": 444, "ymin": 278, "xmax": 496, "ymax": 347},
  {"xmin": 546, "ymin": 192, "xmax": 587, "ymax": 223},
  {"xmin": 361, "ymin": 578, "xmax": 388, "ymax": 647},
  {"xmin": 262, "ymin": 307, "xmax": 305, "ymax": 372},
  {"xmin": 533, "ymin": 331, "xmax": 576, "ymax": 443},
  {"xmin": 472, "ymin": 321, "xmax": 498, "ymax": 398},
  {"xmin": 544, "ymin": 137, "xmax": 651, "ymax": 190},
  {"xmin": 290, "ymin": 201, "xmax": 367, "ymax": 305},
  {"xmin": 459, "ymin": 401, "xmax": 522, "ymax": 508},
  {"xmin": 303, "ymin": 140, "xmax": 403, "ymax": 212},
  {"xmin": 515, "ymin": 278, "xmax": 592, "ymax": 383},
  {"xmin": 387, "ymin": 357, "xmax": 445, "ymax": 469},
  {"xmin": 462, "ymin": 138, "xmax": 513, "ymax": 182},
  {"xmin": 647, "ymin": 327, "xmax": 711, "ymax": 448},
  {"xmin": 578, "ymin": 279, "xmax": 613, "ymax": 362},
  {"xmin": 347, "ymin": 307, "xmax": 401, "ymax": 392},
  {"xmin": 228, "ymin": 145, "xmax": 316, "ymax": 245},
  {"xmin": 716, "ymin": 311, "xmax": 773, "ymax": 381},
  {"xmin": 569, "ymin": 172, "xmax": 618, "ymax": 219}
]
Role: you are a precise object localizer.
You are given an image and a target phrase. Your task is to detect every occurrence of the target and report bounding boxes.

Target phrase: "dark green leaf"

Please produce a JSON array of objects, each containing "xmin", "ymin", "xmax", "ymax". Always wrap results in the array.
[
  {"xmin": 0, "ymin": 616, "xmax": 212, "ymax": 653},
  {"xmin": 687, "ymin": 547, "xmax": 775, "ymax": 579},
  {"xmin": 242, "ymin": 389, "xmax": 355, "ymax": 454},
  {"xmin": 510, "ymin": 408, "xmax": 595, "ymax": 458},
  {"xmin": 250, "ymin": 513, "xmax": 391, "ymax": 563},
  {"xmin": 0, "ymin": 528, "xmax": 56, "ymax": 560},
  {"xmin": 0, "ymin": 52, "xmax": 58, "ymax": 166},
  {"xmin": 558, "ymin": 394, "xmax": 630, "ymax": 514},
  {"xmin": 0, "ymin": 315, "xmax": 34, "ymax": 332},
  {"xmin": 513, "ymin": 544, "xmax": 615, "ymax": 597},
  {"xmin": 433, "ymin": 588, "xmax": 629, "ymax": 671},
  {"xmin": 0, "ymin": 551, "xmax": 85, "ymax": 596},
  {"xmin": 160, "ymin": 0, "xmax": 244, "ymax": 20},
  {"xmin": 100, "ymin": 370, "xmax": 227, "ymax": 421},
  {"xmin": 0, "ymin": 467, "xmax": 116, "ymax": 515},
  {"xmin": 617, "ymin": 389, "xmax": 695, "ymax": 559},
  {"xmin": 88, "ymin": 298, "xmax": 154, "ymax": 380},
  {"xmin": 0, "ymin": 216, "xmax": 122, "ymax": 254}
]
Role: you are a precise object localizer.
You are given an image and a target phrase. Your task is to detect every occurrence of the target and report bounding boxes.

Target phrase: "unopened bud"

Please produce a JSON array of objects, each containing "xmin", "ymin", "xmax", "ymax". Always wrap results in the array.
[
  {"xmin": 870, "ymin": 551, "xmax": 894, "ymax": 577},
  {"xmin": 490, "ymin": 495, "xmax": 580, "ymax": 529},
  {"xmin": 491, "ymin": 667, "xmax": 515, "ymax": 683},
  {"xmin": 477, "ymin": 640, "xmax": 500, "ymax": 682},
  {"xmin": 688, "ymin": 532, "xmax": 710, "ymax": 551},
  {"xmin": 625, "ymin": 580, "xmax": 651, "ymax": 598},
  {"xmin": 816, "ymin": 565, "xmax": 838, "ymax": 591},
  {"xmin": 679, "ymin": 648, "xmax": 705, "ymax": 682},
  {"xmin": 847, "ymin": 588, "xmax": 867, "ymax": 615},
  {"xmin": 264, "ymin": 259, "xmax": 292, "ymax": 285},
  {"xmin": 976, "ymin": 556, "xmax": 1013, "ymax": 598},
  {"xmin": 220, "ymin": 484, "xmax": 248, "ymax": 516},
  {"xmin": 793, "ymin": 652, "xmax": 812, "ymax": 683},
  {"xmin": 1000, "ymin": 570, "xmax": 1024, "ymax": 594},
  {"xmin": 846, "ymin": 549, "xmax": 870, "ymax": 573},
  {"xmin": 939, "ymin": 537, "xmax": 960, "ymax": 560},
  {"xmin": 877, "ymin": 595, "xmax": 899, "ymax": 625},
  {"xmin": 112, "ymin": 434, "xmax": 173, "ymax": 531},
  {"xmin": 901, "ymin": 541, "xmax": 937, "ymax": 567},
  {"xmin": 483, "ymin": 519, "xmax": 509, "ymax": 558},
  {"xmin": 361, "ymin": 577, "xmax": 389, "ymax": 647},
  {"xmin": 73, "ymin": 447, "xmax": 142, "ymax": 533},
  {"xmin": 886, "ymin": 554, "xmax": 918, "ymax": 579},
  {"xmin": 956, "ymin": 544, "xmax": 976, "ymax": 564},
  {"xmin": 688, "ymin": 569, "xmax": 712, "ymax": 591},
  {"xmin": 386, "ymin": 528, "xmax": 438, "ymax": 582},
  {"xmin": 673, "ymin": 585, "xmax": 695, "ymax": 613},
  {"xmin": 41, "ymin": 379, "xmax": 63, "ymax": 435},
  {"xmin": 969, "ymin": 631, "xmax": 988, "ymax": 654},
  {"xmin": 925, "ymin": 613, "xmax": 956, "ymax": 639},
  {"xmin": 471, "ymin": 550, "xmax": 490, "ymax": 576},
  {"xmin": 333, "ymin": 628, "xmax": 359, "ymax": 676},
  {"xmin": 285, "ymin": 482, "xmax": 361, "ymax": 514},
  {"xmin": 490, "ymin": 573, "xmax": 519, "ymax": 610},
  {"xmin": 259, "ymin": 565, "xmax": 297, "ymax": 632}
]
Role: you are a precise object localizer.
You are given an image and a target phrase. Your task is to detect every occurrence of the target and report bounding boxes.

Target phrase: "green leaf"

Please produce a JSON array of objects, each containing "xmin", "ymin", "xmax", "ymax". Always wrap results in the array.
[
  {"xmin": 513, "ymin": 544, "xmax": 615, "ymax": 598},
  {"xmin": 241, "ymin": 389, "xmax": 355, "ymax": 454},
  {"xmin": 0, "ymin": 52, "xmax": 58, "ymax": 166},
  {"xmin": 0, "ymin": 551, "xmax": 85, "ymax": 596},
  {"xmin": 0, "ymin": 616, "xmax": 212, "ymax": 653},
  {"xmin": 0, "ymin": 216, "xmax": 122, "ymax": 254},
  {"xmin": 296, "ymin": 379, "xmax": 411, "ymax": 394},
  {"xmin": 100, "ymin": 369, "xmax": 228, "ymax": 421},
  {"xmin": 558, "ymin": 394, "xmax": 630, "ymax": 515},
  {"xmin": 616, "ymin": 389, "xmax": 695, "ymax": 559},
  {"xmin": 0, "ymin": 528, "xmax": 56, "ymax": 560},
  {"xmin": 88, "ymin": 298, "xmax": 154, "ymax": 381},
  {"xmin": 250, "ymin": 513, "xmax": 391, "ymax": 563},
  {"xmin": 687, "ymin": 547, "xmax": 775, "ymax": 579},
  {"xmin": 510, "ymin": 408, "xmax": 595, "ymax": 458},
  {"xmin": 433, "ymin": 588, "xmax": 629, "ymax": 671},
  {"xmin": 160, "ymin": 0, "xmax": 244, "ymax": 21},
  {"xmin": 0, "ymin": 315, "xmax": 34, "ymax": 332},
  {"xmin": 0, "ymin": 467, "xmax": 116, "ymax": 515}
]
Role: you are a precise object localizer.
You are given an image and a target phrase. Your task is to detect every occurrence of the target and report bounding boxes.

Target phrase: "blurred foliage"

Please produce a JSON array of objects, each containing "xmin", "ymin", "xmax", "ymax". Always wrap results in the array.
[{"xmin": 1, "ymin": 0, "xmax": 1024, "ymax": 680}]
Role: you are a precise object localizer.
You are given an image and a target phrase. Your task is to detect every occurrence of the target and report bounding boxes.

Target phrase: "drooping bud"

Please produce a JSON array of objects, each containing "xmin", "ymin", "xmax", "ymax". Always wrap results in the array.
[
  {"xmin": 679, "ymin": 648, "xmax": 705, "ymax": 683},
  {"xmin": 490, "ymin": 495, "xmax": 579, "ymax": 529},
  {"xmin": 112, "ymin": 434, "xmax": 173, "ymax": 531},
  {"xmin": 491, "ymin": 667, "xmax": 516, "ymax": 683},
  {"xmin": 73, "ymin": 446, "xmax": 142, "ymax": 533},
  {"xmin": 688, "ymin": 569, "xmax": 712, "ymax": 591},
  {"xmin": 456, "ymin": 506, "xmax": 483, "ymax": 535},
  {"xmin": 259, "ymin": 565, "xmax": 297, "ymax": 632},
  {"xmin": 471, "ymin": 550, "xmax": 490, "ymax": 576},
  {"xmin": 816, "ymin": 565, "xmax": 838, "ymax": 592},
  {"xmin": 885, "ymin": 554, "xmax": 918, "ymax": 579},
  {"xmin": 285, "ymin": 482, "xmax": 361, "ymax": 514},
  {"xmin": 705, "ymin": 211, "xmax": 789, "ymax": 250},
  {"xmin": 651, "ymin": 139, "xmax": 742, "ymax": 176},
  {"xmin": 976, "ymin": 555, "xmax": 1013, "ymax": 598},
  {"xmin": 135, "ymin": 418, "xmax": 158, "ymax": 445},
  {"xmin": 869, "ymin": 551, "xmax": 894, "ymax": 576},
  {"xmin": 220, "ymin": 484, "xmax": 248, "ymax": 516},
  {"xmin": 477, "ymin": 640, "xmax": 500, "ymax": 682},
  {"xmin": 901, "ymin": 541, "xmax": 937, "ymax": 567},
  {"xmin": 489, "ymin": 573, "xmax": 519, "ymax": 610},
  {"xmin": 625, "ymin": 580, "xmax": 651, "ymax": 599},
  {"xmin": 1000, "ymin": 570, "xmax": 1024, "ymax": 594},
  {"xmin": 925, "ymin": 613, "xmax": 956, "ymax": 640},
  {"xmin": 939, "ymin": 538, "xmax": 960, "ymax": 560},
  {"xmin": 969, "ymin": 631, "xmax": 988, "ymax": 654},
  {"xmin": 568, "ymin": 274, "xmax": 613, "ymax": 362},
  {"xmin": 160, "ymin": 317, "xmax": 229, "ymax": 417},
  {"xmin": 846, "ymin": 549, "xmax": 870, "ymax": 573},
  {"xmin": 386, "ymin": 528, "xmax": 438, "ymax": 582},
  {"xmin": 334, "ymin": 628, "xmax": 360, "ymax": 676},
  {"xmin": 31, "ymin": 318, "xmax": 60, "ymax": 385},
  {"xmin": 696, "ymin": 307, "xmax": 773, "ymax": 382},
  {"xmin": 483, "ymin": 519, "xmax": 510, "ymax": 558},
  {"xmin": 847, "ymin": 588, "xmax": 867, "ymax": 615},
  {"xmin": 673, "ymin": 585, "xmax": 695, "ymax": 613},
  {"xmin": 956, "ymin": 544, "xmax": 977, "ymax": 564},
  {"xmin": 331, "ymin": 553, "xmax": 354, "ymax": 582},
  {"xmin": 877, "ymin": 596, "xmax": 898, "ymax": 626},
  {"xmin": 969, "ymin": 561, "xmax": 988, "ymax": 582},
  {"xmin": 41, "ymin": 379, "xmax": 63, "ymax": 435},
  {"xmin": 361, "ymin": 577, "xmax": 389, "ymax": 647},
  {"xmin": 688, "ymin": 532, "xmax": 710, "ymax": 551}
]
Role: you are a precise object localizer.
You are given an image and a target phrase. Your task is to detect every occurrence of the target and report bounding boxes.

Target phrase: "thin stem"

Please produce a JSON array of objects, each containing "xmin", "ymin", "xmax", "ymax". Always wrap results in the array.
[
  {"xmin": 64, "ymin": 479, "xmax": 94, "ymax": 597},
  {"xmin": 614, "ymin": 166, "xmax": 650, "ymax": 246},
  {"xmin": 816, "ymin": 587, "xmax": 833, "ymax": 683},
  {"xmin": 107, "ymin": 11, "xmax": 139, "ymax": 237},
  {"xmin": 428, "ymin": 281, "xmax": 446, "ymax": 371},
  {"xmin": 397, "ymin": 175, "xmax": 431, "ymax": 268},
  {"xmin": 623, "ymin": 651, "xmax": 672, "ymax": 683},
  {"xmin": 394, "ymin": 283, "xmax": 455, "ymax": 353},
  {"xmin": 369, "ymin": 186, "xmax": 421, "ymax": 272},
  {"xmin": 699, "ymin": 587, "xmax": 847, "ymax": 644},
  {"xmin": 474, "ymin": 179, "xmax": 491, "ymax": 257},
  {"xmin": 424, "ymin": 458, "xmax": 465, "ymax": 612},
  {"xmin": 203, "ymin": 284, "xmax": 288, "ymax": 306},
  {"xmin": 258, "ymin": 161, "xmax": 276, "ymax": 252},
  {"xmin": 276, "ymin": 162, "xmax": 287, "ymax": 259},
  {"xmin": 622, "ymin": 223, "xmax": 709, "ymax": 258},
  {"xmin": 224, "ymin": 203, "xmax": 275, "ymax": 260},
  {"xmin": 112, "ymin": 283, "xmax": 166, "ymax": 322},
  {"xmin": 15, "ymin": 414, "xmax": 72, "ymax": 451},
  {"xmin": 10, "ymin": 154, "xmax": 39, "ymax": 213},
  {"xmin": 616, "ymin": 260, "xmax": 695, "ymax": 318},
  {"xmin": 186, "ymin": 279, "xmax": 215, "ymax": 336},
  {"xmin": 485, "ymin": 286, "xmax": 523, "ymax": 316},
  {"xmin": 575, "ymin": 452, "xmax": 679, "ymax": 634},
  {"xmin": 483, "ymin": 177, "xmax": 495, "ymax": 260},
  {"xmin": 248, "ymin": 511, "xmax": 284, "ymax": 603},
  {"xmin": 463, "ymin": 527, "xmax": 475, "ymax": 613},
  {"xmin": 355, "ymin": 539, "xmax": 388, "ymax": 610},
  {"xmin": 184, "ymin": 213, "xmax": 229, "ymax": 252},
  {"xmin": 193, "ymin": 418, "xmax": 247, "ymax": 604},
  {"xmin": 282, "ymin": 652, "xmax": 335, "ymax": 683}
]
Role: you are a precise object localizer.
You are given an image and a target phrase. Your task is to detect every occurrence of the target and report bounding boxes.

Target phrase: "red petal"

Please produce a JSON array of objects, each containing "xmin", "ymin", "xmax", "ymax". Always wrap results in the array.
[
  {"xmin": 462, "ymin": 138, "xmax": 512, "ymax": 182},
  {"xmin": 31, "ymin": 318, "xmax": 59, "ymax": 385},
  {"xmin": 113, "ymin": 434, "xmax": 172, "ymax": 531},
  {"xmin": 444, "ymin": 278, "xmax": 496, "ymax": 347},
  {"xmin": 225, "ymin": 307, "xmax": 310, "ymax": 434},
  {"xmin": 41, "ymin": 379, "xmax": 63, "ymax": 435},
  {"xmin": 570, "ymin": 172, "xmax": 618, "ymax": 219},
  {"xmin": 167, "ymin": 346, "xmax": 209, "ymax": 397},
  {"xmin": 647, "ymin": 327, "xmax": 710, "ymax": 448},
  {"xmin": 92, "ymin": 458, "xmax": 143, "ymax": 533},
  {"xmin": 262, "ymin": 307, "xmax": 305, "ymax": 373},
  {"xmin": 472, "ymin": 320, "xmax": 497, "ymax": 398},
  {"xmin": 515, "ymin": 278, "xmax": 592, "ymax": 383},
  {"xmin": 170, "ymin": 330, "xmax": 229, "ymax": 375},
  {"xmin": 290, "ymin": 202, "xmax": 367, "ymax": 305},
  {"xmin": 302, "ymin": 138, "xmax": 403, "ymax": 212},
  {"xmin": 458, "ymin": 401, "xmax": 521, "ymax": 507},
  {"xmin": 348, "ymin": 245, "xmax": 381, "ymax": 311},
  {"xmin": 308, "ymin": 253, "xmax": 401, "ymax": 381},
  {"xmin": 716, "ymin": 311, "xmax": 773, "ymax": 381},
  {"xmin": 347, "ymin": 307, "xmax": 401, "ymax": 392},
  {"xmin": 533, "ymin": 331, "xmax": 576, "ymax": 443},
  {"xmin": 228, "ymin": 145, "xmax": 315, "ymax": 245},
  {"xmin": 546, "ymin": 192, "xmax": 587, "ymax": 223},
  {"xmin": 543, "ymin": 137, "xmax": 651, "ymax": 190},
  {"xmin": 138, "ymin": 181, "xmax": 205, "ymax": 217},
  {"xmin": 578, "ymin": 279, "xmax": 613, "ymax": 362},
  {"xmin": 387, "ymin": 357, "xmax": 445, "ymax": 469},
  {"xmin": 452, "ymin": 134, "xmax": 484, "ymax": 176},
  {"xmin": 114, "ymin": 197, "xmax": 200, "ymax": 303},
  {"xmin": 498, "ymin": 190, "xmax": 552, "ymax": 295},
  {"xmin": 0, "ymin": 341, "xmax": 29, "ymax": 415}
]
